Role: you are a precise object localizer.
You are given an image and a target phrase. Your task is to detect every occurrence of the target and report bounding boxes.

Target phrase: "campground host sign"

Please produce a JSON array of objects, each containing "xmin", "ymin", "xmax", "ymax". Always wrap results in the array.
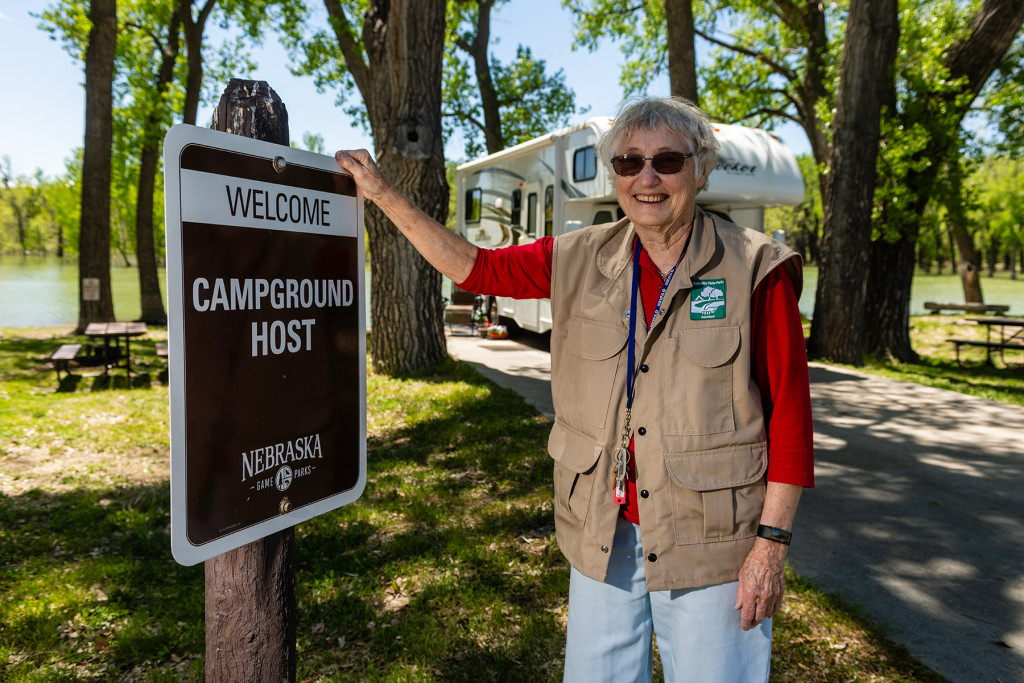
[{"xmin": 164, "ymin": 125, "xmax": 366, "ymax": 565}]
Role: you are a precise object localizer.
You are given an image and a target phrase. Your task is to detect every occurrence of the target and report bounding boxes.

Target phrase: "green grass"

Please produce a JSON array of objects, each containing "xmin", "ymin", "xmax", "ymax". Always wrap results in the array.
[{"xmin": 0, "ymin": 325, "xmax": 972, "ymax": 680}]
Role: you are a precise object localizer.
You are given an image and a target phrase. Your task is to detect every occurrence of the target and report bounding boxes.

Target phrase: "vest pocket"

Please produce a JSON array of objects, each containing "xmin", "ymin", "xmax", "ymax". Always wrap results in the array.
[
  {"xmin": 664, "ymin": 326, "xmax": 740, "ymax": 435},
  {"xmin": 664, "ymin": 444, "xmax": 767, "ymax": 545},
  {"xmin": 548, "ymin": 420, "xmax": 605, "ymax": 528},
  {"xmin": 564, "ymin": 316, "xmax": 628, "ymax": 429}
]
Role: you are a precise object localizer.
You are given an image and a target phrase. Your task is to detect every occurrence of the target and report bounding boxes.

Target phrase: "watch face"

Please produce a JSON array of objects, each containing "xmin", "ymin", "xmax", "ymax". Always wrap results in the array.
[{"xmin": 758, "ymin": 525, "xmax": 791, "ymax": 544}]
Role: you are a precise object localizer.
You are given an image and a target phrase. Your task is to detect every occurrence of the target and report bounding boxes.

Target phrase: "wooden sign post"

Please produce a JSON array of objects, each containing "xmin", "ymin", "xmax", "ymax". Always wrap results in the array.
[
  {"xmin": 203, "ymin": 78, "xmax": 295, "ymax": 682},
  {"xmin": 164, "ymin": 77, "xmax": 367, "ymax": 681}
]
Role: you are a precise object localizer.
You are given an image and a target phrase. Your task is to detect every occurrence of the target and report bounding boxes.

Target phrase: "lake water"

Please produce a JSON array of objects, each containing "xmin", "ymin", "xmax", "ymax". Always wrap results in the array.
[{"xmin": 2, "ymin": 255, "xmax": 1023, "ymax": 327}]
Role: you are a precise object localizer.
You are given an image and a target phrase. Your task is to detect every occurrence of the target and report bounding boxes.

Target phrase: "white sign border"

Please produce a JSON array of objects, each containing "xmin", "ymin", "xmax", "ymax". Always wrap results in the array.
[{"xmin": 164, "ymin": 124, "xmax": 366, "ymax": 566}]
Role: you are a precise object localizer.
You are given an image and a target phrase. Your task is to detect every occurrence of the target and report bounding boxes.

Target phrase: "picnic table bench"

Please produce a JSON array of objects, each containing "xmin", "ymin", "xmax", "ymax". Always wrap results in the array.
[
  {"xmin": 155, "ymin": 341, "xmax": 168, "ymax": 358},
  {"xmin": 50, "ymin": 343, "xmax": 82, "ymax": 380},
  {"xmin": 924, "ymin": 301, "xmax": 1010, "ymax": 315},
  {"xmin": 947, "ymin": 316, "xmax": 1024, "ymax": 366}
]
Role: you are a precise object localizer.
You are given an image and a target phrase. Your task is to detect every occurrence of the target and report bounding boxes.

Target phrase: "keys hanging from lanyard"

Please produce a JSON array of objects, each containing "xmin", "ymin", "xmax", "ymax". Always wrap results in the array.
[
  {"xmin": 612, "ymin": 235, "xmax": 688, "ymax": 505},
  {"xmin": 612, "ymin": 408, "xmax": 632, "ymax": 505}
]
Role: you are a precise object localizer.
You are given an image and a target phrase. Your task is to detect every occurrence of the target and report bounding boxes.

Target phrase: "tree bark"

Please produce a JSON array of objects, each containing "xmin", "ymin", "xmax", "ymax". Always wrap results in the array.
[
  {"xmin": 945, "ymin": 154, "xmax": 982, "ymax": 304},
  {"xmin": 865, "ymin": 0, "xmax": 1024, "ymax": 361},
  {"xmin": 76, "ymin": 0, "xmax": 118, "ymax": 333},
  {"xmin": 462, "ymin": 0, "xmax": 504, "ymax": 154},
  {"xmin": 325, "ymin": 0, "xmax": 449, "ymax": 375},
  {"xmin": 135, "ymin": 11, "xmax": 181, "ymax": 325},
  {"xmin": 664, "ymin": 0, "xmax": 698, "ymax": 104},
  {"xmin": 797, "ymin": 0, "xmax": 833, "ymax": 209},
  {"xmin": 807, "ymin": 0, "xmax": 898, "ymax": 364},
  {"xmin": 863, "ymin": 236, "xmax": 918, "ymax": 361},
  {"xmin": 180, "ymin": 0, "xmax": 216, "ymax": 126},
  {"xmin": 205, "ymin": 79, "xmax": 296, "ymax": 683}
]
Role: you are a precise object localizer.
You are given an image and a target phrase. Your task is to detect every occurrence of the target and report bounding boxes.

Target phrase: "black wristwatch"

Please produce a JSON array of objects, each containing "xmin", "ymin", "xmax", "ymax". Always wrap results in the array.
[{"xmin": 757, "ymin": 524, "xmax": 792, "ymax": 545}]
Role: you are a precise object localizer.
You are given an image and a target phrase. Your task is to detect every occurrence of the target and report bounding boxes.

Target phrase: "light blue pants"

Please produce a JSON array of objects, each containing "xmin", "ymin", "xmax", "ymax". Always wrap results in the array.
[{"xmin": 564, "ymin": 516, "xmax": 771, "ymax": 682}]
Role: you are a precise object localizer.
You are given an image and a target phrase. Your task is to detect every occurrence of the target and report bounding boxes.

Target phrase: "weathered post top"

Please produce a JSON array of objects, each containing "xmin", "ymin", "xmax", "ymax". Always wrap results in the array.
[{"xmin": 212, "ymin": 79, "xmax": 289, "ymax": 145}]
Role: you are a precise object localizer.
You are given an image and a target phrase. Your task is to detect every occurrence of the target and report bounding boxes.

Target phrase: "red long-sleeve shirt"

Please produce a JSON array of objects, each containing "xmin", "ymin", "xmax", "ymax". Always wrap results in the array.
[{"xmin": 459, "ymin": 236, "xmax": 814, "ymax": 523}]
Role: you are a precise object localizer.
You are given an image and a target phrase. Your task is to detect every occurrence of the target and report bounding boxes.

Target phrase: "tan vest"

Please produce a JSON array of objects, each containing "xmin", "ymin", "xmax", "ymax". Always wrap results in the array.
[{"xmin": 547, "ymin": 208, "xmax": 802, "ymax": 591}]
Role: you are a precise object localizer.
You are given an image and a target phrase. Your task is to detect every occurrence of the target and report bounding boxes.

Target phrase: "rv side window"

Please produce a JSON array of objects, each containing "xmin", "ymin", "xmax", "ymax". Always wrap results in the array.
[
  {"xmin": 465, "ymin": 188, "xmax": 482, "ymax": 223},
  {"xmin": 527, "ymin": 193, "xmax": 538, "ymax": 235},
  {"xmin": 544, "ymin": 185, "xmax": 554, "ymax": 237},
  {"xmin": 593, "ymin": 210, "xmax": 613, "ymax": 225},
  {"xmin": 573, "ymin": 146, "xmax": 597, "ymax": 181},
  {"xmin": 511, "ymin": 189, "xmax": 522, "ymax": 226}
]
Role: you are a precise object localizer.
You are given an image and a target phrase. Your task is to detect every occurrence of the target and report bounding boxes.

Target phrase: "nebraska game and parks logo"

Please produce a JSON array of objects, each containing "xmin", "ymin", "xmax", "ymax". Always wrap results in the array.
[{"xmin": 690, "ymin": 279, "xmax": 727, "ymax": 320}]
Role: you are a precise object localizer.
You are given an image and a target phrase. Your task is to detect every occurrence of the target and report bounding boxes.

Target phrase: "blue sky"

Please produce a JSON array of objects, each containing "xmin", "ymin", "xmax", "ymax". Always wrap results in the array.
[{"xmin": 1, "ymin": 0, "xmax": 810, "ymax": 180}]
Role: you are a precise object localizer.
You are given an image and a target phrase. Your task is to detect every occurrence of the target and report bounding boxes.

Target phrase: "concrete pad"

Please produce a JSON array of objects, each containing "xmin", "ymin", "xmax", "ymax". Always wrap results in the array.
[
  {"xmin": 446, "ymin": 330, "xmax": 554, "ymax": 420},
  {"xmin": 445, "ymin": 331, "xmax": 1024, "ymax": 682}
]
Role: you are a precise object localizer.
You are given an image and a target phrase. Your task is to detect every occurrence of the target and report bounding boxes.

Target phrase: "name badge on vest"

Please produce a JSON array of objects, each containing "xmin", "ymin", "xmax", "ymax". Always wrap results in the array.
[{"xmin": 690, "ymin": 279, "xmax": 726, "ymax": 320}]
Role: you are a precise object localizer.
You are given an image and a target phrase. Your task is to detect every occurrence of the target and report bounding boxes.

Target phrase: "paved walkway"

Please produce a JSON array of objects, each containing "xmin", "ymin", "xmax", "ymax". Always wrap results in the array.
[{"xmin": 446, "ymin": 330, "xmax": 1024, "ymax": 683}]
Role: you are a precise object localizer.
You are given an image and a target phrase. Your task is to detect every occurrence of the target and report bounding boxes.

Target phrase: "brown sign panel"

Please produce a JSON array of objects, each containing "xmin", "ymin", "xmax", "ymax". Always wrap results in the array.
[{"xmin": 165, "ymin": 125, "xmax": 366, "ymax": 565}]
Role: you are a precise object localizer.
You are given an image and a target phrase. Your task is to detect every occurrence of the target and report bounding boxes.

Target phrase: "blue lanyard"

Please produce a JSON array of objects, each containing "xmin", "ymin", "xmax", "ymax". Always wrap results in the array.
[{"xmin": 625, "ymin": 237, "xmax": 680, "ymax": 410}]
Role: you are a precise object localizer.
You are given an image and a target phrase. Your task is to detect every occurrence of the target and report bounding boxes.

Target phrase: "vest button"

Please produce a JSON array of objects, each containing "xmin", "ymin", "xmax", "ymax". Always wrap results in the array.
[
  {"xmin": 601, "ymin": 545, "xmax": 609, "ymax": 553},
  {"xmin": 647, "ymin": 553, "xmax": 657, "ymax": 562},
  {"xmin": 640, "ymin": 489, "xmax": 649, "ymax": 498},
  {"xmin": 637, "ymin": 427, "xmax": 646, "ymax": 436},
  {"xmin": 640, "ymin": 364, "xmax": 649, "ymax": 373}
]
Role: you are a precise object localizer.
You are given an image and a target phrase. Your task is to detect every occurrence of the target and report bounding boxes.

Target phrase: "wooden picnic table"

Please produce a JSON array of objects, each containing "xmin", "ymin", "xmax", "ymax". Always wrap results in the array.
[
  {"xmin": 84, "ymin": 322, "xmax": 148, "ymax": 381},
  {"xmin": 924, "ymin": 301, "xmax": 1010, "ymax": 315},
  {"xmin": 947, "ymin": 317, "xmax": 1024, "ymax": 366}
]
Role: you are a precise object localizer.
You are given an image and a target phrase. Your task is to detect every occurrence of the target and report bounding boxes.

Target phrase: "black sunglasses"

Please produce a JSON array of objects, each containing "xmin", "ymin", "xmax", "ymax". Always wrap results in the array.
[{"xmin": 610, "ymin": 151, "xmax": 694, "ymax": 177}]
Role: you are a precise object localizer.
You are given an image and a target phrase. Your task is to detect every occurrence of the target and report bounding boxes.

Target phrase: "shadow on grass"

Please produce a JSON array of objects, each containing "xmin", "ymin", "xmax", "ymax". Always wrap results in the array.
[{"xmin": 0, "ymin": 482, "xmax": 205, "ymax": 678}]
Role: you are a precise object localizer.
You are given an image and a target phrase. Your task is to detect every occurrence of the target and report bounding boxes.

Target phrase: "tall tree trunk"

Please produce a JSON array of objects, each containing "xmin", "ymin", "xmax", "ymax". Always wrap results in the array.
[
  {"xmin": 865, "ymin": 0, "xmax": 1024, "ymax": 361},
  {"xmin": 135, "ymin": 12, "xmax": 181, "ymax": 325},
  {"xmin": 205, "ymin": 80, "xmax": 296, "ymax": 683},
  {"xmin": 944, "ymin": 158, "xmax": 983, "ymax": 302},
  {"xmin": 460, "ymin": 0, "xmax": 504, "ymax": 154},
  {"xmin": 180, "ymin": 0, "xmax": 216, "ymax": 126},
  {"xmin": 325, "ymin": 0, "xmax": 449, "ymax": 375},
  {"xmin": 863, "ymin": 236, "xmax": 918, "ymax": 361},
  {"xmin": 800, "ymin": 1, "xmax": 832, "ymax": 209},
  {"xmin": 807, "ymin": 0, "xmax": 898, "ymax": 364},
  {"xmin": 664, "ymin": 0, "xmax": 698, "ymax": 104},
  {"xmin": 77, "ymin": 0, "xmax": 118, "ymax": 333}
]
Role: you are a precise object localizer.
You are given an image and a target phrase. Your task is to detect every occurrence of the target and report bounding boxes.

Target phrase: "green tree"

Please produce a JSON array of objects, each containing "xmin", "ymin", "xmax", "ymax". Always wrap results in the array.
[
  {"xmin": 41, "ymin": 0, "xmax": 270, "ymax": 325},
  {"xmin": 120, "ymin": 0, "xmax": 181, "ymax": 323},
  {"xmin": 863, "ymin": 0, "xmax": 1024, "ymax": 362},
  {"xmin": 806, "ymin": 0, "xmax": 898, "ymax": 364},
  {"xmin": 578, "ymin": 0, "xmax": 1023, "ymax": 363},
  {"xmin": 445, "ymin": 0, "xmax": 579, "ymax": 158},
  {"xmin": 977, "ymin": 35, "xmax": 1024, "ymax": 159},
  {"xmin": 564, "ymin": 0, "xmax": 698, "ymax": 103},
  {"xmin": 283, "ymin": 0, "xmax": 450, "ymax": 375},
  {"xmin": 765, "ymin": 155, "xmax": 822, "ymax": 264},
  {"xmin": 972, "ymin": 156, "xmax": 1024, "ymax": 279},
  {"xmin": 0, "ymin": 157, "xmax": 39, "ymax": 255},
  {"xmin": 77, "ymin": 0, "xmax": 118, "ymax": 331}
]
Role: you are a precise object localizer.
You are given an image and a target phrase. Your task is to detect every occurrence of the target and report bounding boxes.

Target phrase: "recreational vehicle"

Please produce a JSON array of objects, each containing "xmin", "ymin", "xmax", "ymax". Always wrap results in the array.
[{"xmin": 454, "ymin": 117, "xmax": 805, "ymax": 334}]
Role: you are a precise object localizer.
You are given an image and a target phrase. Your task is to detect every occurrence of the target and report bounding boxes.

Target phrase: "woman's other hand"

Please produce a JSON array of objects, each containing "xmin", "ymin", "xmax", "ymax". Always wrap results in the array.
[{"xmin": 734, "ymin": 538, "xmax": 787, "ymax": 631}]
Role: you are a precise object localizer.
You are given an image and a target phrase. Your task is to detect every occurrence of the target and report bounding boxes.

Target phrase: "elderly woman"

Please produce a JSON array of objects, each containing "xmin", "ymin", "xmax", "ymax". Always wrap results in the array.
[{"xmin": 336, "ymin": 96, "xmax": 814, "ymax": 682}]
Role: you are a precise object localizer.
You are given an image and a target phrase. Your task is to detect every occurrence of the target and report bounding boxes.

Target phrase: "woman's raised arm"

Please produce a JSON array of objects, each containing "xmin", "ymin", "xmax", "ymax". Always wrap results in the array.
[{"xmin": 335, "ymin": 150, "xmax": 478, "ymax": 284}]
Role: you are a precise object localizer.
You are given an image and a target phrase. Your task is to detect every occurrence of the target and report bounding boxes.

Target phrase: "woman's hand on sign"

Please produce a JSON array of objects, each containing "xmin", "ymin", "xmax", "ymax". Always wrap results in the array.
[
  {"xmin": 334, "ymin": 149, "xmax": 478, "ymax": 283},
  {"xmin": 334, "ymin": 150, "xmax": 394, "ymax": 205}
]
